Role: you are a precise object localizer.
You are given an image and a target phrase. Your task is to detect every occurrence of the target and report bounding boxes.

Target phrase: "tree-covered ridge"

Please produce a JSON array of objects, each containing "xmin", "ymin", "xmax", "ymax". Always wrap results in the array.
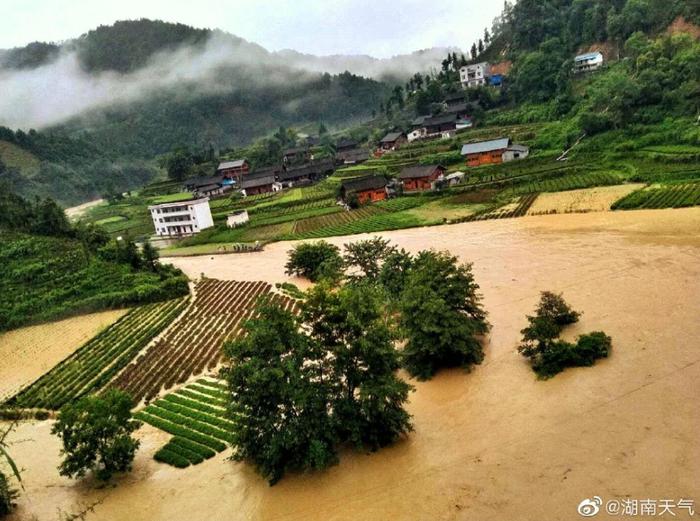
[{"xmin": 75, "ymin": 19, "xmax": 213, "ymax": 73}]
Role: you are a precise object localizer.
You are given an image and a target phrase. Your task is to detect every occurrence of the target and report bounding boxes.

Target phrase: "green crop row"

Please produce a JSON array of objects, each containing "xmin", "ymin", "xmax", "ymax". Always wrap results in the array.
[
  {"xmin": 134, "ymin": 411, "xmax": 228, "ymax": 451},
  {"xmin": 8, "ymin": 298, "xmax": 188, "ymax": 410},
  {"xmin": 612, "ymin": 182, "xmax": 700, "ymax": 210}
]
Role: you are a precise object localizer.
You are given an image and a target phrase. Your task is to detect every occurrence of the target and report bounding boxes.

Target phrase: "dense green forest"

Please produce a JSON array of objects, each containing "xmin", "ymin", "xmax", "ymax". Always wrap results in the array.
[{"xmin": 0, "ymin": 190, "xmax": 188, "ymax": 331}]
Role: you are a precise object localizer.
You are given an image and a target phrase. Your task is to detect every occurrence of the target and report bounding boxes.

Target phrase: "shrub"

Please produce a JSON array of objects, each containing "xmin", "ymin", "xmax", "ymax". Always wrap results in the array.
[
  {"xmin": 519, "ymin": 291, "xmax": 581, "ymax": 359},
  {"xmin": 0, "ymin": 471, "xmax": 18, "ymax": 517},
  {"xmin": 519, "ymin": 293, "xmax": 611, "ymax": 378},
  {"xmin": 284, "ymin": 241, "xmax": 343, "ymax": 282}
]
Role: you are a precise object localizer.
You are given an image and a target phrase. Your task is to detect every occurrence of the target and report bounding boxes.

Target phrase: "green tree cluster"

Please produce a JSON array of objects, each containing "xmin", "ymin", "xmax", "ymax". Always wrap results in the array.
[
  {"xmin": 518, "ymin": 292, "xmax": 612, "ymax": 378},
  {"xmin": 52, "ymin": 390, "xmax": 141, "ymax": 481},
  {"xmin": 223, "ymin": 284, "xmax": 412, "ymax": 484}
]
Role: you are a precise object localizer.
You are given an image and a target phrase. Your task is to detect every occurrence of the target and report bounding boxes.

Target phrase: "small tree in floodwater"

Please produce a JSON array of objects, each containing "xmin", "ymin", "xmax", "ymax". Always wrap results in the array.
[
  {"xmin": 400, "ymin": 250, "xmax": 489, "ymax": 380},
  {"xmin": 285, "ymin": 241, "xmax": 344, "ymax": 282},
  {"xmin": 52, "ymin": 390, "xmax": 140, "ymax": 481},
  {"xmin": 222, "ymin": 284, "xmax": 413, "ymax": 484},
  {"xmin": 343, "ymin": 236, "xmax": 396, "ymax": 281},
  {"xmin": 518, "ymin": 292, "xmax": 611, "ymax": 378}
]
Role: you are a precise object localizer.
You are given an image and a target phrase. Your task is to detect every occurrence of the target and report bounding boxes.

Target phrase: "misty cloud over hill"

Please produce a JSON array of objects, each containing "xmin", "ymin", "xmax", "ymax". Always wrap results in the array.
[{"xmin": 0, "ymin": 20, "xmax": 454, "ymax": 129}]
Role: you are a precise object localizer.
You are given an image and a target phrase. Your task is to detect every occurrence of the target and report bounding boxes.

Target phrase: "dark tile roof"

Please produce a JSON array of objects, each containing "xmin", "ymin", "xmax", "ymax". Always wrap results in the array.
[
  {"xmin": 184, "ymin": 175, "xmax": 224, "ymax": 188},
  {"xmin": 278, "ymin": 158, "xmax": 335, "ymax": 181},
  {"xmin": 283, "ymin": 146, "xmax": 310, "ymax": 155},
  {"xmin": 338, "ymin": 148, "xmax": 370, "ymax": 162},
  {"xmin": 336, "ymin": 138, "xmax": 358, "ymax": 150},
  {"xmin": 196, "ymin": 183, "xmax": 223, "ymax": 192},
  {"xmin": 423, "ymin": 113, "xmax": 457, "ymax": 127},
  {"xmin": 398, "ymin": 164, "xmax": 443, "ymax": 180},
  {"xmin": 443, "ymin": 102, "xmax": 469, "ymax": 115},
  {"xmin": 341, "ymin": 175, "xmax": 388, "ymax": 193},
  {"xmin": 217, "ymin": 159, "xmax": 247, "ymax": 170},
  {"xmin": 241, "ymin": 174, "xmax": 275, "ymax": 189},
  {"xmin": 380, "ymin": 132, "xmax": 404, "ymax": 143}
]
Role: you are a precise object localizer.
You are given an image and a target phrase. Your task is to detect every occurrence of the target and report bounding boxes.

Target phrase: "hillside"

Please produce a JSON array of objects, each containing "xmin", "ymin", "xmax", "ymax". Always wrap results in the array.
[{"xmin": 0, "ymin": 191, "xmax": 189, "ymax": 331}]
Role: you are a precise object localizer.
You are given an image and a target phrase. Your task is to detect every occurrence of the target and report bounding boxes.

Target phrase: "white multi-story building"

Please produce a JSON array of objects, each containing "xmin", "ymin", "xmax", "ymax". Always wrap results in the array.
[
  {"xmin": 574, "ymin": 52, "xmax": 604, "ymax": 73},
  {"xmin": 460, "ymin": 62, "xmax": 491, "ymax": 88},
  {"xmin": 148, "ymin": 198, "xmax": 214, "ymax": 237}
]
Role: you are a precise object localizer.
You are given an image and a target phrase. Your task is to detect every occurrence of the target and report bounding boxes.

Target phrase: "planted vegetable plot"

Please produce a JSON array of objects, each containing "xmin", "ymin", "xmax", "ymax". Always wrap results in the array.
[
  {"xmin": 111, "ymin": 279, "xmax": 298, "ymax": 404},
  {"xmin": 611, "ymin": 182, "xmax": 700, "ymax": 210},
  {"xmin": 468, "ymin": 193, "xmax": 539, "ymax": 221},
  {"xmin": 291, "ymin": 206, "xmax": 384, "ymax": 236},
  {"xmin": 7, "ymin": 298, "xmax": 188, "ymax": 410},
  {"xmin": 135, "ymin": 379, "xmax": 234, "ymax": 468}
]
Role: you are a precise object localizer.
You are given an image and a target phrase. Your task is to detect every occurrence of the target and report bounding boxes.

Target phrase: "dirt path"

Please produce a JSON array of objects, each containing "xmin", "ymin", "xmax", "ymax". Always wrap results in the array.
[
  {"xmin": 64, "ymin": 198, "xmax": 105, "ymax": 219},
  {"xmin": 5, "ymin": 208, "xmax": 700, "ymax": 521}
]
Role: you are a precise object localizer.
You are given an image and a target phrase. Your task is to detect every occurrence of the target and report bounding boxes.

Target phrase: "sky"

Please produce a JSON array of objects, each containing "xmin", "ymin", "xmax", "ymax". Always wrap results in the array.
[{"xmin": 1, "ymin": 0, "xmax": 502, "ymax": 58}]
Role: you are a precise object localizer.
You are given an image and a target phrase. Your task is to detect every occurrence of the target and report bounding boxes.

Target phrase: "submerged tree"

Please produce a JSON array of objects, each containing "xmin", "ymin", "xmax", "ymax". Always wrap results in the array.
[
  {"xmin": 343, "ymin": 237, "xmax": 396, "ymax": 281},
  {"xmin": 222, "ymin": 301, "xmax": 337, "ymax": 484},
  {"xmin": 285, "ymin": 241, "xmax": 343, "ymax": 282},
  {"xmin": 223, "ymin": 284, "xmax": 413, "ymax": 484},
  {"xmin": 518, "ymin": 292, "xmax": 610, "ymax": 378},
  {"xmin": 52, "ymin": 390, "xmax": 140, "ymax": 481},
  {"xmin": 303, "ymin": 283, "xmax": 413, "ymax": 450},
  {"xmin": 400, "ymin": 251, "xmax": 489, "ymax": 379}
]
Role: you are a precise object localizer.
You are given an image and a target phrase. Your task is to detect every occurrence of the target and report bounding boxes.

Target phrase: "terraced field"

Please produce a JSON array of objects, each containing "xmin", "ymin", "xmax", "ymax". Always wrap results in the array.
[
  {"xmin": 7, "ymin": 298, "xmax": 188, "ymax": 410},
  {"xmin": 507, "ymin": 171, "xmax": 625, "ymax": 195},
  {"xmin": 468, "ymin": 194, "xmax": 540, "ymax": 221},
  {"xmin": 111, "ymin": 279, "xmax": 298, "ymax": 404},
  {"xmin": 135, "ymin": 379, "xmax": 234, "ymax": 468},
  {"xmin": 612, "ymin": 182, "xmax": 700, "ymax": 210},
  {"xmin": 292, "ymin": 206, "xmax": 384, "ymax": 235}
]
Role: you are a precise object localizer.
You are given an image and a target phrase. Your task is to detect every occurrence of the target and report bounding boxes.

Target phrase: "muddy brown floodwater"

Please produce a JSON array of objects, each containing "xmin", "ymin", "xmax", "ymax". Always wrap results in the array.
[{"xmin": 5, "ymin": 209, "xmax": 700, "ymax": 521}]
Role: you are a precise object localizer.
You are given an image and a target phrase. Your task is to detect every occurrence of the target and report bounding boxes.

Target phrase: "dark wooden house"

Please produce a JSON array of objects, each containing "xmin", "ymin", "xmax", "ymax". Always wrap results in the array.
[
  {"xmin": 340, "ymin": 176, "xmax": 388, "ymax": 205},
  {"xmin": 379, "ymin": 132, "xmax": 407, "ymax": 151},
  {"xmin": 216, "ymin": 159, "xmax": 249, "ymax": 182},
  {"xmin": 460, "ymin": 138, "xmax": 511, "ymax": 167},
  {"xmin": 398, "ymin": 164, "xmax": 446, "ymax": 192},
  {"xmin": 241, "ymin": 171, "xmax": 276, "ymax": 195}
]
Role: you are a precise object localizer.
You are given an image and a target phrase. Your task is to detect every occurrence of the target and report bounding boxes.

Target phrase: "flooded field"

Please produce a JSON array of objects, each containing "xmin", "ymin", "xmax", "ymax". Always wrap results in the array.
[
  {"xmin": 526, "ymin": 184, "xmax": 644, "ymax": 215},
  {"xmin": 0, "ymin": 309, "xmax": 129, "ymax": 401},
  {"xmin": 5, "ymin": 208, "xmax": 700, "ymax": 521}
]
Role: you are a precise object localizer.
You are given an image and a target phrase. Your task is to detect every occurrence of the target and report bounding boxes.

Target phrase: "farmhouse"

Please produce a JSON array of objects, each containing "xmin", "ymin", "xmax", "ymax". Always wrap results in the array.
[
  {"xmin": 502, "ymin": 144, "xmax": 530, "ymax": 162},
  {"xmin": 148, "ymin": 197, "xmax": 213, "ymax": 237},
  {"xmin": 379, "ymin": 131, "xmax": 407, "ymax": 151},
  {"xmin": 338, "ymin": 148, "xmax": 370, "ymax": 165},
  {"xmin": 460, "ymin": 62, "xmax": 491, "ymax": 88},
  {"xmin": 445, "ymin": 171, "xmax": 465, "ymax": 186},
  {"xmin": 226, "ymin": 210, "xmax": 249, "ymax": 228},
  {"xmin": 241, "ymin": 171, "xmax": 276, "ymax": 195},
  {"xmin": 283, "ymin": 146, "xmax": 312, "ymax": 164},
  {"xmin": 398, "ymin": 164, "xmax": 446, "ymax": 192},
  {"xmin": 216, "ymin": 159, "xmax": 249, "ymax": 180},
  {"xmin": 336, "ymin": 138, "xmax": 358, "ymax": 152},
  {"xmin": 460, "ymin": 138, "xmax": 530, "ymax": 166},
  {"xmin": 340, "ymin": 175, "xmax": 388, "ymax": 205},
  {"xmin": 183, "ymin": 175, "xmax": 234, "ymax": 197},
  {"xmin": 574, "ymin": 51, "xmax": 603, "ymax": 72},
  {"xmin": 278, "ymin": 158, "xmax": 335, "ymax": 187}
]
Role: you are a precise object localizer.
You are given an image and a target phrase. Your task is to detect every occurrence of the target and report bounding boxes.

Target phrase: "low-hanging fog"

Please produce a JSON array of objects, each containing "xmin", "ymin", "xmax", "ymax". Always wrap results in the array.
[{"xmin": 0, "ymin": 31, "xmax": 455, "ymax": 130}]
